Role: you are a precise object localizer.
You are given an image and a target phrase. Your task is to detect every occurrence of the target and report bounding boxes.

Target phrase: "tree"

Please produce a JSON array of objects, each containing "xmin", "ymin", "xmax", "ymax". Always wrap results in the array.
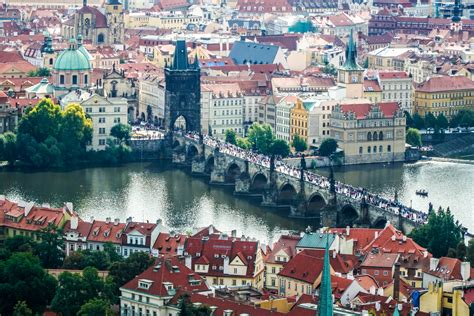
[
  {"xmin": 437, "ymin": 113, "xmax": 449, "ymax": 129},
  {"xmin": 4, "ymin": 235, "xmax": 35, "ymax": 254},
  {"xmin": 13, "ymin": 301, "xmax": 32, "ymax": 316},
  {"xmin": 268, "ymin": 139, "xmax": 290, "ymax": 157},
  {"xmin": 0, "ymin": 132, "xmax": 17, "ymax": 165},
  {"xmin": 236, "ymin": 137, "xmax": 250, "ymax": 150},
  {"xmin": 224, "ymin": 129, "xmax": 237, "ymax": 145},
  {"xmin": 318, "ymin": 138, "xmax": 338, "ymax": 157},
  {"xmin": 28, "ymin": 67, "xmax": 51, "ymax": 77},
  {"xmin": 247, "ymin": 123, "xmax": 274, "ymax": 154},
  {"xmin": 78, "ymin": 298, "xmax": 113, "ymax": 316},
  {"xmin": 292, "ymin": 134, "xmax": 307, "ymax": 152},
  {"xmin": 110, "ymin": 123, "xmax": 132, "ymax": 144},
  {"xmin": 412, "ymin": 113, "xmax": 425, "ymax": 130},
  {"xmin": 424, "ymin": 112, "xmax": 437, "ymax": 129},
  {"xmin": 409, "ymin": 207, "xmax": 463, "ymax": 258},
  {"xmin": 59, "ymin": 104, "xmax": 93, "ymax": 163},
  {"xmin": 0, "ymin": 252, "xmax": 57, "ymax": 315},
  {"xmin": 406, "ymin": 128, "xmax": 422, "ymax": 147},
  {"xmin": 34, "ymin": 224, "xmax": 64, "ymax": 269},
  {"xmin": 404, "ymin": 111, "xmax": 414, "ymax": 128},
  {"xmin": 450, "ymin": 109, "xmax": 474, "ymax": 128},
  {"xmin": 178, "ymin": 293, "xmax": 212, "ymax": 316},
  {"xmin": 322, "ymin": 63, "xmax": 337, "ymax": 76}
]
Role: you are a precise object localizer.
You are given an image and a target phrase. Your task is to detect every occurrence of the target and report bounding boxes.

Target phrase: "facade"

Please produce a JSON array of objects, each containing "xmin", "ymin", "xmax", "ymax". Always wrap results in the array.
[
  {"xmin": 0, "ymin": 91, "xmax": 17, "ymax": 134},
  {"xmin": 338, "ymin": 31, "xmax": 364, "ymax": 99},
  {"xmin": 63, "ymin": 215, "xmax": 92, "ymax": 256},
  {"xmin": 360, "ymin": 252, "xmax": 399, "ymax": 286},
  {"xmin": 275, "ymin": 96, "xmax": 297, "ymax": 143},
  {"xmin": 121, "ymin": 220, "xmax": 165, "ymax": 258},
  {"xmin": 258, "ymin": 95, "xmax": 279, "ymax": 132},
  {"xmin": 81, "ymin": 94, "xmax": 128, "ymax": 150},
  {"xmin": 139, "ymin": 75, "xmax": 165, "ymax": 124},
  {"xmin": 414, "ymin": 76, "xmax": 474, "ymax": 118},
  {"xmin": 367, "ymin": 47, "xmax": 413, "ymax": 71},
  {"xmin": 164, "ymin": 40, "xmax": 201, "ymax": 132},
  {"xmin": 86, "ymin": 218, "xmax": 125, "ymax": 254},
  {"xmin": 330, "ymin": 102, "xmax": 406, "ymax": 165},
  {"xmin": 379, "ymin": 71, "xmax": 413, "ymax": 114},
  {"xmin": 62, "ymin": 0, "xmax": 125, "ymax": 46},
  {"xmin": 290, "ymin": 98, "xmax": 309, "ymax": 146}
]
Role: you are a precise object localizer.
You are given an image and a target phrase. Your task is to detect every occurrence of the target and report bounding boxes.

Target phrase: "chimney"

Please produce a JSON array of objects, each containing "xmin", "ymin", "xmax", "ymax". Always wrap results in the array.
[
  {"xmin": 332, "ymin": 250, "xmax": 337, "ymax": 259},
  {"xmin": 346, "ymin": 226, "xmax": 350, "ymax": 236},
  {"xmin": 375, "ymin": 301, "xmax": 381, "ymax": 311},
  {"xmin": 0, "ymin": 195, "xmax": 5, "ymax": 200},
  {"xmin": 65, "ymin": 202, "xmax": 73, "ymax": 213},
  {"xmin": 105, "ymin": 217, "xmax": 111, "ymax": 224},
  {"xmin": 461, "ymin": 261, "xmax": 470, "ymax": 281},
  {"xmin": 114, "ymin": 218, "xmax": 120, "ymax": 226},
  {"xmin": 231, "ymin": 229, "xmax": 237, "ymax": 238},
  {"xmin": 156, "ymin": 219, "xmax": 162, "ymax": 226},
  {"xmin": 185, "ymin": 255, "xmax": 192, "ymax": 269},
  {"xmin": 126, "ymin": 216, "xmax": 132, "ymax": 224},
  {"xmin": 90, "ymin": 216, "xmax": 95, "ymax": 223},
  {"xmin": 393, "ymin": 262, "xmax": 401, "ymax": 302},
  {"xmin": 375, "ymin": 231, "xmax": 379, "ymax": 238},
  {"xmin": 209, "ymin": 225, "xmax": 214, "ymax": 235},
  {"xmin": 430, "ymin": 257, "xmax": 440, "ymax": 271},
  {"xmin": 24, "ymin": 202, "xmax": 35, "ymax": 217},
  {"xmin": 70, "ymin": 215, "xmax": 79, "ymax": 230}
]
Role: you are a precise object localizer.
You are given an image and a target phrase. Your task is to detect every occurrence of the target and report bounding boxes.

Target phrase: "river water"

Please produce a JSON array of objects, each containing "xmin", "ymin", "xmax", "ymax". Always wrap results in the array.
[{"xmin": 0, "ymin": 160, "xmax": 472, "ymax": 243}]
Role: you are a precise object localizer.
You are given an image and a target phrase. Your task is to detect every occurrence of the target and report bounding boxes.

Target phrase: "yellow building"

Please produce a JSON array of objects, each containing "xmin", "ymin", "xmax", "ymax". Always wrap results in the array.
[
  {"xmin": 264, "ymin": 234, "xmax": 300, "ymax": 291},
  {"xmin": 363, "ymin": 79, "xmax": 382, "ymax": 103},
  {"xmin": 420, "ymin": 283, "xmax": 470, "ymax": 315},
  {"xmin": 330, "ymin": 102, "xmax": 406, "ymax": 165},
  {"xmin": 125, "ymin": 12, "xmax": 202, "ymax": 30},
  {"xmin": 414, "ymin": 75, "xmax": 474, "ymax": 119},
  {"xmin": 290, "ymin": 98, "xmax": 309, "ymax": 146}
]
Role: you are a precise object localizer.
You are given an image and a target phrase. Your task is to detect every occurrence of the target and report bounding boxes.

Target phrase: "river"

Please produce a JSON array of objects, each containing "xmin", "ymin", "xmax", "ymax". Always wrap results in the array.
[{"xmin": 0, "ymin": 160, "xmax": 473, "ymax": 243}]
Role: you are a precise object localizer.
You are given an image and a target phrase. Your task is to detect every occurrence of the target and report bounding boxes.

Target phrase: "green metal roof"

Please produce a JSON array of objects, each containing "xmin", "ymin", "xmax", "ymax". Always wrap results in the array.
[
  {"xmin": 341, "ymin": 30, "xmax": 363, "ymax": 71},
  {"xmin": 296, "ymin": 232, "xmax": 335, "ymax": 249},
  {"xmin": 318, "ymin": 237, "xmax": 334, "ymax": 316},
  {"xmin": 54, "ymin": 39, "xmax": 91, "ymax": 71},
  {"xmin": 25, "ymin": 78, "xmax": 54, "ymax": 94}
]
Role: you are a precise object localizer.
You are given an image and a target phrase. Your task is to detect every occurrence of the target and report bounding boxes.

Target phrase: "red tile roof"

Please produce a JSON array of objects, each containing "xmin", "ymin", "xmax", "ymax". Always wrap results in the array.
[
  {"xmin": 361, "ymin": 252, "xmax": 399, "ymax": 268},
  {"xmin": 236, "ymin": 0, "xmax": 292, "ymax": 13},
  {"xmin": 329, "ymin": 227, "xmax": 382, "ymax": 254},
  {"xmin": 121, "ymin": 256, "xmax": 208, "ymax": 297},
  {"xmin": 416, "ymin": 76, "xmax": 474, "ymax": 93},
  {"xmin": 278, "ymin": 250, "xmax": 325, "ymax": 284},
  {"xmin": 0, "ymin": 51, "xmax": 25, "ymax": 63},
  {"xmin": 122, "ymin": 221, "xmax": 157, "ymax": 247},
  {"xmin": 363, "ymin": 79, "xmax": 382, "ymax": 92},
  {"xmin": 87, "ymin": 220, "xmax": 126, "ymax": 245},
  {"xmin": 339, "ymin": 102, "xmax": 400, "ymax": 119},
  {"xmin": 152, "ymin": 232, "xmax": 186, "ymax": 258},
  {"xmin": 265, "ymin": 234, "xmax": 301, "ymax": 264},
  {"xmin": 63, "ymin": 218, "xmax": 92, "ymax": 238},
  {"xmin": 379, "ymin": 71, "xmax": 410, "ymax": 80},
  {"xmin": 424, "ymin": 257, "xmax": 466, "ymax": 281}
]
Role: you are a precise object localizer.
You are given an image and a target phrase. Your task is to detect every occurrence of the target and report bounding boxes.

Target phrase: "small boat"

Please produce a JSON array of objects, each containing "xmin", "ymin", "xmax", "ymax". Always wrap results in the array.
[{"xmin": 416, "ymin": 189, "xmax": 428, "ymax": 196}]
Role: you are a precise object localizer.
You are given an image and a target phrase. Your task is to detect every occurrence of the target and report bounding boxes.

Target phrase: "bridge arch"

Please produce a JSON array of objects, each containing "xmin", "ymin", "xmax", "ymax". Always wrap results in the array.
[
  {"xmin": 372, "ymin": 217, "xmax": 387, "ymax": 229},
  {"xmin": 250, "ymin": 173, "xmax": 268, "ymax": 193},
  {"xmin": 278, "ymin": 183, "xmax": 298, "ymax": 205},
  {"xmin": 204, "ymin": 155, "xmax": 214, "ymax": 174},
  {"xmin": 225, "ymin": 163, "xmax": 242, "ymax": 183},
  {"xmin": 339, "ymin": 204, "xmax": 359, "ymax": 227},
  {"xmin": 186, "ymin": 144, "xmax": 199, "ymax": 161},
  {"xmin": 306, "ymin": 193, "xmax": 327, "ymax": 217}
]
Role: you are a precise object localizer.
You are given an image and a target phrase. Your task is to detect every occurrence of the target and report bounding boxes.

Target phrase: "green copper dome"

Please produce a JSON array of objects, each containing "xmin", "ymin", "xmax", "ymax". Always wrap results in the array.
[{"xmin": 54, "ymin": 39, "xmax": 91, "ymax": 71}]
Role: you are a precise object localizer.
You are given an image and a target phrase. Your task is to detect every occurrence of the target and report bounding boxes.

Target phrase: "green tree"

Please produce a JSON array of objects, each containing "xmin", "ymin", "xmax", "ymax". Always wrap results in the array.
[
  {"xmin": 110, "ymin": 123, "xmax": 132, "ymax": 144},
  {"xmin": 178, "ymin": 293, "xmax": 212, "ymax": 316},
  {"xmin": 28, "ymin": 67, "xmax": 51, "ymax": 77},
  {"xmin": 404, "ymin": 111, "xmax": 414, "ymax": 128},
  {"xmin": 78, "ymin": 298, "xmax": 113, "ymax": 316},
  {"xmin": 409, "ymin": 207, "xmax": 463, "ymax": 258},
  {"xmin": 425, "ymin": 112, "xmax": 438, "ymax": 129},
  {"xmin": 59, "ymin": 104, "xmax": 93, "ymax": 163},
  {"xmin": 0, "ymin": 132, "xmax": 16, "ymax": 164},
  {"xmin": 4, "ymin": 235, "xmax": 35, "ymax": 254},
  {"xmin": 436, "ymin": 113, "xmax": 449, "ymax": 129},
  {"xmin": 292, "ymin": 134, "xmax": 307, "ymax": 152},
  {"xmin": 0, "ymin": 252, "xmax": 57, "ymax": 315},
  {"xmin": 318, "ymin": 138, "xmax": 338, "ymax": 157},
  {"xmin": 247, "ymin": 123, "xmax": 274, "ymax": 154},
  {"xmin": 236, "ymin": 137, "xmax": 250, "ymax": 150},
  {"xmin": 35, "ymin": 224, "xmax": 64, "ymax": 269},
  {"xmin": 450, "ymin": 109, "xmax": 474, "ymax": 128},
  {"xmin": 224, "ymin": 129, "xmax": 237, "ymax": 145},
  {"xmin": 322, "ymin": 63, "xmax": 337, "ymax": 76},
  {"xmin": 268, "ymin": 139, "xmax": 290, "ymax": 157},
  {"xmin": 413, "ymin": 113, "xmax": 425, "ymax": 130},
  {"xmin": 406, "ymin": 128, "xmax": 422, "ymax": 147},
  {"xmin": 13, "ymin": 301, "xmax": 32, "ymax": 316},
  {"xmin": 18, "ymin": 98, "xmax": 62, "ymax": 144}
]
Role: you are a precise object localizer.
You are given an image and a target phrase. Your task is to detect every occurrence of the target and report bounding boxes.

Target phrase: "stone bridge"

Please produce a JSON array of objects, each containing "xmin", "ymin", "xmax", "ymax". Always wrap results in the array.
[{"xmin": 171, "ymin": 134, "xmax": 418, "ymax": 234}]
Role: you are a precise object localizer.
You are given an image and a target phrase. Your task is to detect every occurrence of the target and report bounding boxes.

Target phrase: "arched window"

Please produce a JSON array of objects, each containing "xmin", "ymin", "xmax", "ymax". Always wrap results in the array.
[
  {"xmin": 379, "ymin": 131, "xmax": 383, "ymax": 140},
  {"xmin": 373, "ymin": 131, "xmax": 378, "ymax": 141},
  {"xmin": 72, "ymin": 75, "xmax": 78, "ymax": 85},
  {"xmin": 379, "ymin": 145, "xmax": 383, "ymax": 153},
  {"xmin": 367, "ymin": 132, "xmax": 372, "ymax": 141},
  {"xmin": 97, "ymin": 33, "xmax": 105, "ymax": 43},
  {"xmin": 84, "ymin": 74, "xmax": 88, "ymax": 85},
  {"xmin": 367, "ymin": 146, "xmax": 371, "ymax": 153},
  {"xmin": 359, "ymin": 146, "xmax": 363, "ymax": 154},
  {"xmin": 59, "ymin": 75, "xmax": 65, "ymax": 85},
  {"xmin": 387, "ymin": 145, "xmax": 392, "ymax": 152},
  {"xmin": 373, "ymin": 146, "xmax": 377, "ymax": 153},
  {"xmin": 49, "ymin": 58, "xmax": 53, "ymax": 65}
]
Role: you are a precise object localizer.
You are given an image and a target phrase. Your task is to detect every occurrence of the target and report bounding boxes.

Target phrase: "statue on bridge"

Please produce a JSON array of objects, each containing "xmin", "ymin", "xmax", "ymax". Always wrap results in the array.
[
  {"xmin": 270, "ymin": 154, "xmax": 275, "ymax": 174},
  {"xmin": 300, "ymin": 155, "xmax": 306, "ymax": 181}
]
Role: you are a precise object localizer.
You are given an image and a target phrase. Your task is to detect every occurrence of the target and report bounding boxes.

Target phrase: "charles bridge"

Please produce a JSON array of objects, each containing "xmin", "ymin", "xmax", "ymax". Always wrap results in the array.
[{"xmin": 164, "ymin": 134, "xmax": 419, "ymax": 234}]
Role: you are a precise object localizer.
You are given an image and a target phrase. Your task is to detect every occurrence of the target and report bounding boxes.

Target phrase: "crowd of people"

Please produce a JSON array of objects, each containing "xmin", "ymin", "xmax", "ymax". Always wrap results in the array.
[{"xmin": 185, "ymin": 132, "xmax": 428, "ymax": 225}]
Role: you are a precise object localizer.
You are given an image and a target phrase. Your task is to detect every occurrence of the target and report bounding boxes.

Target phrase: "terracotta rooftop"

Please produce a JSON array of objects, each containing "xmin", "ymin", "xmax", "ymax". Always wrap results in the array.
[{"xmin": 416, "ymin": 76, "xmax": 474, "ymax": 93}]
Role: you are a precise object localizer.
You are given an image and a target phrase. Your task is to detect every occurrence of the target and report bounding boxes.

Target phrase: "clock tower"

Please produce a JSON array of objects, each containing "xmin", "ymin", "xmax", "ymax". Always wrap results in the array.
[{"xmin": 338, "ymin": 30, "xmax": 364, "ymax": 99}]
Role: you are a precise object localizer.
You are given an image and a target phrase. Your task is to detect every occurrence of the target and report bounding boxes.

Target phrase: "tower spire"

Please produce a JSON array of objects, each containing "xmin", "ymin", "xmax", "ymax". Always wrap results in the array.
[
  {"xmin": 318, "ymin": 236, "xmax": 333, "ymax": 316},
  {"xmin": 452, "ymin": 0, "xmax": 462, "ymax": 23},
  {"xmin": 341, "ymin": 29, "xmax": 362, "ymax": 70}
]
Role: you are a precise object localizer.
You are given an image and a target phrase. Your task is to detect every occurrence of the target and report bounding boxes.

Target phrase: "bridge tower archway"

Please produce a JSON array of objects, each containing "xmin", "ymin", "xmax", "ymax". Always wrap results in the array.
[{"xmin": 186, "ymin": 144, "xmax": 199, "ymax": 161}]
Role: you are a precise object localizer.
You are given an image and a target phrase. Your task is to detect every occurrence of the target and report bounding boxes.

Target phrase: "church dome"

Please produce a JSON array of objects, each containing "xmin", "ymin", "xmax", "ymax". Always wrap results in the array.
[{"xmin": 54, "ymin": 39, "xmax": 91, "ymax": 71}]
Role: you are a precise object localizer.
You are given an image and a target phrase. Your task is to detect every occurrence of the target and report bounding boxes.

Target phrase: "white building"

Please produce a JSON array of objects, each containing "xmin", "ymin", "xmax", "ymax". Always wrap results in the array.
[
  {"xmin": 81, "ymin": 94, "xmax": 128, "ymax": 150},
  {"xmin": 275, "ymin": 96, "xmax": 296, "ymax": 143},
  {"xmin": 121, "ymin": 219, "xmax": 168, "ymax": 258},
  {"xmin": 379, "ymin": 71, "xmax": 413, "ymax": 114},
  {"xmin": 139, "ymin": 75, "xmax": 165, "ymax": 124}
]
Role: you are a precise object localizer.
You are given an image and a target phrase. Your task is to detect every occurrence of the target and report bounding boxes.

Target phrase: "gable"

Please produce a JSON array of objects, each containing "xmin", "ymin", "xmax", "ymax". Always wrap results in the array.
[{"xmin": 81, "ymin": 95, "xmax": 113, "ymax": 106}]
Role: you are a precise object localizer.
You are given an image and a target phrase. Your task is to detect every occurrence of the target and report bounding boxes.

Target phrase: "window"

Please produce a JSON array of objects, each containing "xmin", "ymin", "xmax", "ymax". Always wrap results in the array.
[
  {"xmin": 232, "ymin": 279, "xmax": 236, "ymax": 285},
  {"xmin": 383, "ymin": 270, "xmax": 389, "ymax": 276},
  {"xmin": 99, "ymin": 128, "xmax": 106, "ymax": 134},
  {"xmin": 387, "ymin": 145, "xmax": 391, "ymax": 152},
  {"xmin": 368, "ymin": 146, "xmax": 371, "ymax": 153},
  {"xmin": 379, "ymin": 145, "xmax": 383, "ymax": 153},
  {"xmin": 367, "ymin": 132, "xmax": 372, "ymax": 141},
  {"xmin": 85, "ymin": 107, "xmax": 92, "ymax": 113},
  {"xmin": 99, "ymin": 117, "xmax": 106, "ymax": 123},
  {"xmin": 359, "ymin": 146, "xmax": 363, "ymax": 154},
  {"xmin": 373, "ymin": 146, "xmax": 377, "ymax": 153},
  {"xmin": 114, "ymin": 117, "xmax": 121, "ymax": 124},
  {"xmin": 60, "ymin": 75, "xmax": 65, "ymax": 85},
  {"xmin": 84, "ymin": 74, "xmax": 88, "ymax": 85},
  {"xmin": 374, "ymin": 270, "xmax": 379, "ymax": 275},
  {"xmin": 99, "ymin": 107, "xmax": 106, "ymax": 113},
  {"xmin": 114, "ymin": 107, "xmax": 121, "ymax": 112}
]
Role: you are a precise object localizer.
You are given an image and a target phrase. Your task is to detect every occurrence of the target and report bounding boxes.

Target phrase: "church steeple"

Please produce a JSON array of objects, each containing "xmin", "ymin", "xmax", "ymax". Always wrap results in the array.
[
  {"xmin": 317, "ymin": 237, "xmax": 333, "ymax": 316},
  {"xmin": 452, "ymin": 0, "xmax": 462, "ymax": 23},
  {"xmin": 342, "ymin": 30, "xmax": 362, "ymax": 71}
]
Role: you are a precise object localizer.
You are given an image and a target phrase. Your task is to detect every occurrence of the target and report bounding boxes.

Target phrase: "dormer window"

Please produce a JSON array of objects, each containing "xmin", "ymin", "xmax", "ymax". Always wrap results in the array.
[{"xmin": 138, "ymin": 279, "xmax": 153, "ymax": 290}]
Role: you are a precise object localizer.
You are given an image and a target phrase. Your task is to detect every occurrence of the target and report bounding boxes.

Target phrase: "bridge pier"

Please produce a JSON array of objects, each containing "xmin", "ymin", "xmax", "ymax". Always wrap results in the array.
[
  {"xmin": 235, "ymin": 176, "xmax": 251, "ymax": 195},
  {"xmin": 172, "ymin": 152, "xmax": 186, "ymax": 165},
  {"xmin": 191, "ymin": 159, "xmax": 206, "ymax": 176}
]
